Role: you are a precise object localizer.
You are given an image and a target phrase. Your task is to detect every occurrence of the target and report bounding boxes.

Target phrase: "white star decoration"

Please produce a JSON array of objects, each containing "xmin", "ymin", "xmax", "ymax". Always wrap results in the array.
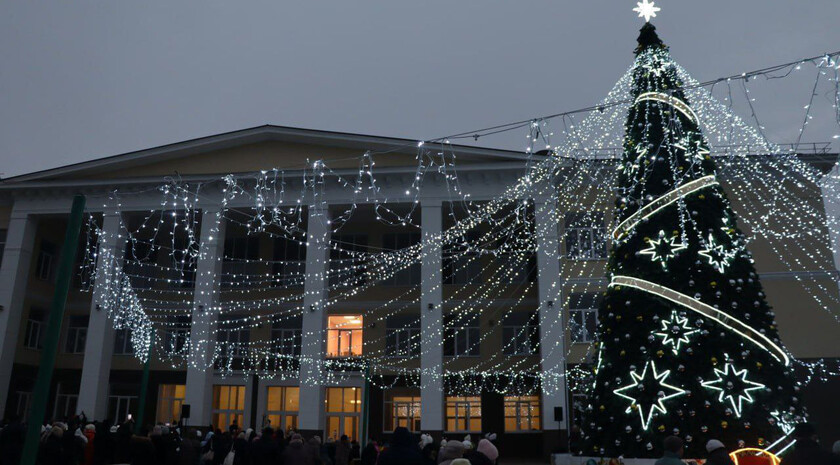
[
  {"xmin": 614, "ymin": 361, "xmax": 686, "ymax": 430},
  {"xmin": 640, "ymin": 230, "xmax": 687, "ymax": 268},
  {"xmin": 699, "ymin": 233, "xmax": 737, "ymax": 273},
  {"xmin": 633, "ymin": 0, "xmax": 661, "ymax": 23},
  {"xmin": 702, "ymin": 363, "xmax": 765, "ymax": 417},
  {"xmin": 654, "ymin": 310, "xmax": 698, "ymax": 355}
]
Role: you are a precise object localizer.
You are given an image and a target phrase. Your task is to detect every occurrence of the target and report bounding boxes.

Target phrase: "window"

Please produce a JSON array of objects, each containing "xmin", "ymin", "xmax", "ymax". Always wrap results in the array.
[
  {"xmin": 385, "ymin": 314, "xmax": 420, "ymax": 358},
  {"xmin": 265, "ymin": 386, "xmax": 299, "ymax": 432},
  {"xmin": 217, "ymin": 318, "xmax": 250, "ymax": 369},
  {"xmin": 0, "ymin": 229, "xmax": 7, "ymax": 267},
  {"xmin": 382, "ymin": 233, "xmax": 420, "ymax": 286},
  {"xmin": 443, "ymin": 231, "xmax": 483, "ymax": 285},
  {"xmin": 156, "ymin": 384, "xmax": 186, "ymax": 424},
  {"xmin": 53, "ymin": 385, "xmax": 78, "ymax": 420},
  {"xmin": 273, "ymin": 236, "xmax": 306, "ymax": 287},
  {"xmin": 114, "ymin": 328, "xmax": 134, "ymax": 355},
  {"xmin": 502, "ymin": 312, "xmax": 539, "ymax": 356},
  {"xmin": 24, "ymin": 309, "xmax": 45, "ymax": 350},
  {"xmin": 569, "ymin": 293, "xmax": 600, "ymax": 343},
  {"xmin": 327, "ymin": 315, "xmax": 363, "ymax": 358},
  {"xmin": 271, "ymin": 318, "xmax": 302, "ymax": 356},
  {"xmin": 107, "ymin": 395, "xmax": 137, "ymax": 424},
  {"xmin": 212, "ymin": 385, "xmax": 246, "ymax": 430},
  {"xmin": 385, "ymin": 394, "xmax": 421, "ymax": 431},
  {"xmin": 64, "ymin": 315, "xmax": 88, "ymax": 354},
  {"xmin": 571, "ymin": 393, "xmax": 588, "ymax": 428},
  {"xmin": 330, "ymin": 234, "xmax": 368, "ymax": 286},
  {"xmin": 163, "ymin": 316, "xmax": 190, "ymax": 354},
  {"xmin": 444, "ymin": 313, "xmax": 480, "ymax": 357},
  {"xmin": 495, "ymin": 253, "xmax": 537, "ymax": 284},
  {"xmin": 445, "ymin": 396, "xmax": 481, "ymax": 432},
  {"xmin": 15, "ymin": 391, "xmax": 32, "ymax": 421},
  {"xmin": 564, "ymin": 212, "xmax": 607, "ymax": 259},
  {"xmin": 222, "ymin": 236, "xmax": 261, "ymax": 289},
  {"xmin": 36, "ymin": 240, "xmax": 57, "ymax": 281},
  {"xmin": 325, "ymin": 387, "xmax": 361, "ymax": 442},
  {"xmin": 504, "ymin": 395, "xmax": 541, "ymax": 432}
]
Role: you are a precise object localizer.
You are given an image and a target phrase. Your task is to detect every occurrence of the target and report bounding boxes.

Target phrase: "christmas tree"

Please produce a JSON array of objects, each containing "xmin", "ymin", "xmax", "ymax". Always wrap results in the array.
[{"xmin": 580, "ymin": 23, "xmax": 802, "ymax": 458}]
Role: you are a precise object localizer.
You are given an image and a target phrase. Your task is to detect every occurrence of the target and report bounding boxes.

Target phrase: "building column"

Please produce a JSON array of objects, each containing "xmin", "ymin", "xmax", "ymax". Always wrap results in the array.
[
  {"xmin": 0, "ymin": 208, "xmax": 37, "ymax": 419},
  {"xmin": 820, "ymin": 163, "xmax": 840, "ymax": 296},
  {"xmin": 420, "ymin": 202, "xmax": 444, "ymax": 435},
  {"xmin": 298, "ymin": 206, "xmax": 330, "ymax": 435},
  {"xmin": 77, "ymin": 213, "xmax": 126, "ymax": 419},
  {"xmin": 534, "ymin": 198, "xmax": 568, "ymax": 439},
  {"xmin": 184, "ymin": 207, "xmax": 227, "ymax": 427}
]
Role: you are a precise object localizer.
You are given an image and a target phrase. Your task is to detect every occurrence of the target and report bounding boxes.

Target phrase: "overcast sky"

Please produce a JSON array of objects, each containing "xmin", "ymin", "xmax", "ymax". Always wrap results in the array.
[{"xmin": 1, "ymin": 1, "xmax": 838, "ymax": 178}]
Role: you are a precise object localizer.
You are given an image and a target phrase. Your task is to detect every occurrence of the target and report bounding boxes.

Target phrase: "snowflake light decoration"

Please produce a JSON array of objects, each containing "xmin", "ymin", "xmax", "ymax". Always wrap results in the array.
[
  {"xmin": 701, "ymin": 362, "xmax": 765, "ymax": 417},
  {"xmin": 654, "ymin": 310, "xmax": 698, "ymax": 355},
  {"xmin": 614, "ymin": 361, "xmax": 686, "ymax": 430},
  {"xmin": 699, "ymin": 233, "xmax": 737, "ymax": 273},
  {"xmin": 639, "ymin": 230, "xmax": 687, "ymax": 268},
  {"xmin": 633, "ymin": 0, "xmax": 661, "ymax": 23}
]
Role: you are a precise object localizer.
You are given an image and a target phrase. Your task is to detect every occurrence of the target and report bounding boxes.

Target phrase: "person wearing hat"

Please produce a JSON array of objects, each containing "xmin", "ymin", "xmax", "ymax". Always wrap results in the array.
[
  {"xmin": 780, "ymin": 423, "xmax": 840, "ymax": 465},
  {"xmin": 654, "ymin": 436, "xmax": 684, "ymax": 465},
  {"xmin": 704, "ymin": 439, "xmax": 734, "ymax": 465}
]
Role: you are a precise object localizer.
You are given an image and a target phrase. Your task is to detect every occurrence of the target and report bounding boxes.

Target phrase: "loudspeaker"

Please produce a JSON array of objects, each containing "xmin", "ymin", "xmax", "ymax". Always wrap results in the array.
[
  {"xmin": 181, "ymin": 404, "xmax": 191, "ymax": 419},
  {"xmin": 553, "ymin": 406, "xmax": 563, "ymax": 422}
]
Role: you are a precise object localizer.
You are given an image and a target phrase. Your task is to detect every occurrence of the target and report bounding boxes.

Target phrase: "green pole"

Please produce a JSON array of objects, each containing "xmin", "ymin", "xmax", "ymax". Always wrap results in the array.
[
  {"xmin": 134, "ymin": 329, "xmax": 154, "ymax": 434},
  {"xmin": 21, "ymin": 195, "xmax": 86, "ymax": 465},
  {"xmin": 361, "ymin": 360, "xmax": 371, "ymax": 446}
]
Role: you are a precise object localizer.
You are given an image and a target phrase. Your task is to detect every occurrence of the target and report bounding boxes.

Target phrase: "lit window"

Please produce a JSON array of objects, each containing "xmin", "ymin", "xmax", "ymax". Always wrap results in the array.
[
  {"xmin": 64, "ymin": 315, "xmax": 88, "ymax": 354},
  {"xmin": 445, "ymin": 396, "xmax": 481, "ymax": 432},
  {"xmin": 569, "ymin": 293, "xmax": 600, "ymax": 343},
  {"xmin": 325, "ymin": 387, "xmax": 361, "ymax": 442},
  {"xmin": 265, "ymin": 386, "xmax": 299, "ymax": 433},
  {"xmin": 156, "ymin": 384, "xmax": 185, "ymax": 424},
  {"xmin": 385, "ymin": 393, "xmax": 421, "ymax": 431},
  {"xmin": 564, "ymin": 212, "xmax": 607, "ymax": 260},
  {"xmin": 504, "ymin": 395, "xmax": 541, "ymax": 432},
  {"xmin": 212, "ymin": 385, "xmax": 246, "ymax": 430},
  {"xmin": 327, "ymin": 315, "xmax": 363, "ymax": 357}
]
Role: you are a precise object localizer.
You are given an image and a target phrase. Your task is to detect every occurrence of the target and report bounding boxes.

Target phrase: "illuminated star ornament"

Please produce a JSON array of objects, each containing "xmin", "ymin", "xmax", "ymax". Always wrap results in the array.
[
  {"xmin": 699, "ymin": 233, "xmax": 738, "ymax": 273},
  {"xmin": 633, "ymin": 0, "xmax": 661, "ymax": 23},
  {"xmin": 614, "ymin": 361, "xmax": 686, "ymax": 430},
  {"xmin": 701, "ymin": 362, "xmax": 765, "ymax": 417},
  {"xmin": 639, "ymin": 230, "xmax": 687, "ymax": 268},
  {"xmin": 654, "ymin": 310, "xmax": 698, "ymax": 355}
]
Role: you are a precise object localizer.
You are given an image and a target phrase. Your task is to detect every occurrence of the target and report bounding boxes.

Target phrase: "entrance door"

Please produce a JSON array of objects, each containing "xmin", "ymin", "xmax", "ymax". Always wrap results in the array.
[{"xmin": 325, "ymin": 387, "xmax": 361, "ymax": 441}]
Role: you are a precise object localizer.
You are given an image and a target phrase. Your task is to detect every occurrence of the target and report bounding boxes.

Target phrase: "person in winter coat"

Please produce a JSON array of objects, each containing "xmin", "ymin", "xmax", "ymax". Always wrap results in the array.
[
  {"xmin": 780, "ymin": 423, "xmax": 840, "ymax": 465},
  {"xmin": 178, "ymin": 430, "xmax": 202, "ymax": 465},
  {"xmin": 438, "ymin": 440, "xmax": 466, "ymax": 465},
  {"xmin": 82, "ymin": 424, "xmax": 96, "ymax": 465},
  {"xmin": 378, "ymin": 427, "xmax": 423, "ymax": 465},
  {"xmin": 250, "ymin": 427, "xmax": 280, "ymax": 465},
  {"xmin": 360, "ymin": 440, "xmax": 378, "ymax": 465},
  {"xmin": 129, "ymin": 429, "xmax": 157, "ymax": 465},
  {"xmin": 232, "ymin": 432, "xmax": 250, "ymax": 465},
  {"xmin": 465, "ymin": 439, "xmax": 498, "ymax": 465},
  {"xmin": 282, "ymin": 434, "xmax": 310, "ymax": 465},
  {"xmin": 704, "ymin": 439, "xmax": 735, "ymax": 465},
  {"xmin": 654, "ymin": 436, "xmax": 685, "ymax": 465},
  {"xmin": 41, "ymin": 425, "xmax": 66, "ymax": 465},
  {"xmin": 92, "ymin": 420, "xmax": 115, "ymax": 465},
  {"xmin": 335, "ymin": 434, "xmax": 351, "ymax": 465}
]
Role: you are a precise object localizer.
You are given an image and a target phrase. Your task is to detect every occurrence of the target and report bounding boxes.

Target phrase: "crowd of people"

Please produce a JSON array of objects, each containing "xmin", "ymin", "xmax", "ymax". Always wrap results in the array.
[
  {"xmin": 650, "ymin": 423, "xmax": 840, "ymax": 465},
  {"xmin": 0, "ymin": 415, "xmax": 499, "ymax": 465}
]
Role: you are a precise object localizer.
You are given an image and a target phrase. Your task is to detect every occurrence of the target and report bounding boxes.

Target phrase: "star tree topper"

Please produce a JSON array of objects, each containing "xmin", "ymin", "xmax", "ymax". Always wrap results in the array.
[
  {"xmin": 614, "ymin": 361, "xmax": 686, "ymax": 430},
  {"xmin": 633, "ymin": 0, "xmax": 661, "ymax": 23},
  {"xmin": 701, "ymin": 362, "xmax": 766, "ymax": 417}
]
